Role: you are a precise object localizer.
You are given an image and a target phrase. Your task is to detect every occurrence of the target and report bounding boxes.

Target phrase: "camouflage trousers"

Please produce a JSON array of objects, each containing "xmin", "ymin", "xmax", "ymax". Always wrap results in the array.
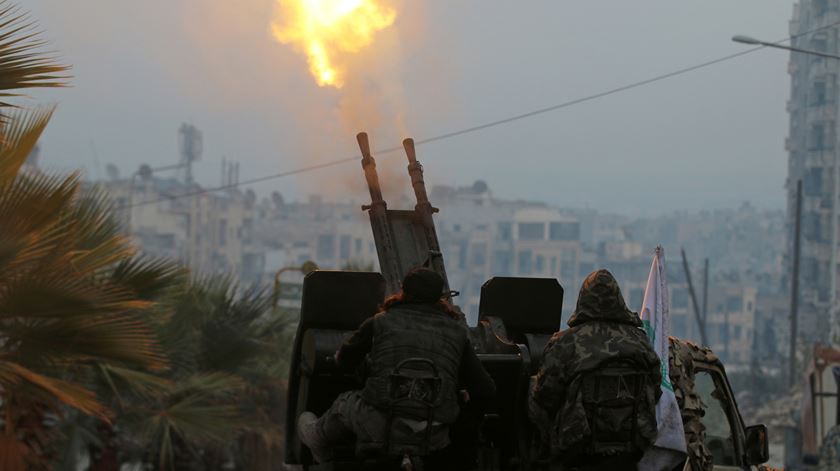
[
  {"xmin": 316, "ymin": 390, "xmax": 450, "ymax": 458},
  {"xmin": 817, "ymin": 424, "xmax": 840, "ymax": 471}
]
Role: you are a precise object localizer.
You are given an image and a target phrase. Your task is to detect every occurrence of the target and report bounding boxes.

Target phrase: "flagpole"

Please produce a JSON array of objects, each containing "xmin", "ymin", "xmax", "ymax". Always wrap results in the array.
[{"xmin": 681, "ymin": 248, "xmax": 708, "ymax": 346}]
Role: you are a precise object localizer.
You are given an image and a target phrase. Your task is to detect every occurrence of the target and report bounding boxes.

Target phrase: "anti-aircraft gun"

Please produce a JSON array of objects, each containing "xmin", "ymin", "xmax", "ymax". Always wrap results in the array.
[
  {"xmin": 283, "ymin": 132, "xmax": 780, "ymax": 471},
  {"xmin": 285, "ymin": 133, "xmax": 563, "ymax": 470}
]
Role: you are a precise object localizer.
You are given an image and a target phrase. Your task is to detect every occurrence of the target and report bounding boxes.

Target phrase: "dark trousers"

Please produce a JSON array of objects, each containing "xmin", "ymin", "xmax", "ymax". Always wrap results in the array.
[
  {"xmin": 561, "ymin": 451, "xmax": 642, "ymax": 471},
  {"xmin": 317, "ymin": 390, "xmax": 450, "ymax": 457}
]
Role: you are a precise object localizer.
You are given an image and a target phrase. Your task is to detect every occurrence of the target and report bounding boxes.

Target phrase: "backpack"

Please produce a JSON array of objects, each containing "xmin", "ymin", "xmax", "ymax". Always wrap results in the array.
[{"xmin": 576, "ymin": 358, "xmax": 649, "ymax": 455}]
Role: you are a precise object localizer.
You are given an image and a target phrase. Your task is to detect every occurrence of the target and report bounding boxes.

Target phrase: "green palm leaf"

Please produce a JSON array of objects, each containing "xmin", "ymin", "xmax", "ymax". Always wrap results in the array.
[
  {"xmin": 109, "ymin": 257, "xmax": 185, "ymax": 301},
  {"xmin": 0, "ymin": 106, "xmax": 54, "ymax": 181},
  {"xmin": 0, "ymin": 2, "xmax": 68, "ymax": 98}
]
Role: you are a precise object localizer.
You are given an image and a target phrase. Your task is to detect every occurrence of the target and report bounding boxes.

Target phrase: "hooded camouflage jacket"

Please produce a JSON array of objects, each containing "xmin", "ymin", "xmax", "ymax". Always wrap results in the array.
[{"xmin": 530, "ymin": 269, "xmax": 662, "ymax": 455}]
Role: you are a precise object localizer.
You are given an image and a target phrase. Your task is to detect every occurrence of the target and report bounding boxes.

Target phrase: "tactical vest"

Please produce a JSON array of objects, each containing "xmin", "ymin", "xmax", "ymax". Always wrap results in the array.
[{"xmin": 361, "ymin": 303, "xmax": 467, "ymax": 424}]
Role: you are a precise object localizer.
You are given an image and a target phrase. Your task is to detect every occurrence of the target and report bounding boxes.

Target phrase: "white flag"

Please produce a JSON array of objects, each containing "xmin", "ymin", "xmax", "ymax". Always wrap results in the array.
[{"xmin": 638, "ymin": 247, "xmax": 687, "ymax": 471}]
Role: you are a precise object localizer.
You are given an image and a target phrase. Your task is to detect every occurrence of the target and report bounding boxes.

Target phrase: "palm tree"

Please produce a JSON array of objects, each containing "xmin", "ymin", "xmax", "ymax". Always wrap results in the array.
[
  {"xmin": 0, "ymin": 3, "xmax": 183, "ymax": 469},
  {"xmin": 105, "ymin": 276, "xmax": 292, "ymax": 470},
  {"xmin": 0, "ymin": 4, "xmax": 294, "ymax": 469}
]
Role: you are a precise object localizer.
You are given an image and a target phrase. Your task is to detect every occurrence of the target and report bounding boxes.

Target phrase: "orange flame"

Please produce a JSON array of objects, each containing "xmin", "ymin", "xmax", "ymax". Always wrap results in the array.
[{"xmin": 272, "ymin": 0, "xmax": 397, "ymax": 88}]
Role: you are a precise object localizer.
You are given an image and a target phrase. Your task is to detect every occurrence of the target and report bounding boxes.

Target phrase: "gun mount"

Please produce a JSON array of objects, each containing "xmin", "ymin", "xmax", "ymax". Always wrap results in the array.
[{"xmin": 284, "ymin": 133, "xmax": 768, "ymax": 471}]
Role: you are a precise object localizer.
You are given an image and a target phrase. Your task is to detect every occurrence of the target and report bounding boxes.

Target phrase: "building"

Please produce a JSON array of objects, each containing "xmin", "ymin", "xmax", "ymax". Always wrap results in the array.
[
  {"xmin": 786, "ymin": 0, "xmax": 840, "ymax": 343},
  {"xmin": 705, "ymin": 282, "xmax": 758, "ymax": 365},
  {"xmin": 252, "ymin": 194, "xmax": 378, "ymax": 275},
  {"xmin": 102, "ymin": 170, "xmax": 264, "ymax": 284},
  {"xmin": 433, "ymin": 182, "xmax": 583, "ymax": 322}
]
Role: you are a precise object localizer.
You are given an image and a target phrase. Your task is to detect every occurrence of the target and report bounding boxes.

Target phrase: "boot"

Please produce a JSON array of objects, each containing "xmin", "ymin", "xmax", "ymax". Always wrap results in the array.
[{"xmin": 297, "ymin": 411, "xmax": 331, "ymax": 463}]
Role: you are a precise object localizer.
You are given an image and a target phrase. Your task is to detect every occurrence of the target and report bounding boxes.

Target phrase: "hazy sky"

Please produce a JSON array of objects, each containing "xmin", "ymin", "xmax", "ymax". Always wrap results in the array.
[{"xmin": 20, "ymin": 1, "xmax": 794, "ymax": 214}]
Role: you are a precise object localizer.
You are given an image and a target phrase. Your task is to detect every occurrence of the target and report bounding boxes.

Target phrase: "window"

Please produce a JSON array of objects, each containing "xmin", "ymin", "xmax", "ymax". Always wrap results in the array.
[
  {"xmin": 549, "ymin": 222, "xmax": 581, "ymax": 241},
  {"xmin": 560, "ymin": 249, "xmax": 576, "ymax": 262},
  {"xmin": 471, "ymin": 242, "xmax": 487, "ymax": 266},
  {"xmin": 355, "ymin": 238, "xmax": 362, "ymax": 253},
  {"xmin": 810, "ymin": 123, "xmax": 826, "ymax": 150},
  {"xmin": 218, "ymin": 219, "xmax": 227, "ymax": 246},
  {"xmin": 695, "ymin": 370, "xmax": 739, "ymax": 466},
  {"xmin": 518, "ymin": 250, "xmax": 533, "ymax": 274},
  {"xmin": 560, "ymin": 262, "xmax": 575, "ymax": 281},
  {"xmin": 317, "ymin": 234, "xmax": 335, "ymax": 260},
  {"xmin": 458, "ymin": 241, "xmax": 468, "ymax": 269},
  {"xmin": 813, "ymin": 34, "xmax": 829, "ymax": 53},
  {"xmin": 813, "ymin": 80, "xmax": 828, "ymax": 106},
  {"xmin": 497, "ymin": 222, "xmax": 512, "ymax": 241},
  {"xmin": 493, "ymin": 251, "xmax": 512, "ymax": 275},
  {"xmin": 816, "ymin": 0, "xmax": 828, "ymax": 16},
  {"xmin": 726, "ymin": 296, "xmax": 743, "ymax": 312},
  {"xmin": 810, "ymin": 77, "xmax": 838, "ymax": 106},
  {"xmin": 805, "ymin": 167, "xmax": 824, "ymax": 196},
  {"xmin": 518, "ymin": 223, "xmax": 545, "ymax": 241},
  {"xmin": 339, "ymin": 235, "xmax": 351, "ymax": 260},
  {"xmin": 535, "ymin": 255, "xmax": 545, "ymax": 273}
]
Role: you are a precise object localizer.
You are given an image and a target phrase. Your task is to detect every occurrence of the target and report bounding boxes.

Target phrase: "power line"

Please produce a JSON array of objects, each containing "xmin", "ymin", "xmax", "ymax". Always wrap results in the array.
[{"xmin": 118, "ymin": 21, "xmax": 840, "ymax": 211}]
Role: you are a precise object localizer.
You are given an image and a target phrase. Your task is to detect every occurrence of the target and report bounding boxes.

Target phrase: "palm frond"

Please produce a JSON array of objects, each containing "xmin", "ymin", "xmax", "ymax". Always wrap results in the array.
[
  {"xmin": 134, "ymin": 373, "xmax": 247, "ymax": 470},
  {"xmin": 0, "ymin": 273, "xmax": 153, "ymax": 319},
  {"xmin": 110, "ymin": 257, "xmax": 185, "ymax": 301},
  {"xmin": 97, "ymin": 363, "xmax": 172, "ymax": 403},
  {"xmin": 0, "ymin": 360, "xmax": 109, "ymax": 419},
  {"xmin": 0, "ymin": 2, "xmax": 68, "ymax": 98},
  {"xmin": 8, "ymin": 314, "xmax": 166, "ymax": 370},
  {"xmin": 0, "ymin": 105, "xmax": 54, "ymax": 181},
  {"xmin": 0, "ymin": 170, "xmax": 78, "ymax": 239}
]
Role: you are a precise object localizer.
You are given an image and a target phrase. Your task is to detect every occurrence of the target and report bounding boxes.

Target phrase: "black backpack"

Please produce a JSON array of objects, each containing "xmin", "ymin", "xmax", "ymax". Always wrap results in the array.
[{"xmin": 577, "ymin": 358, "xmax": 648, "ymax": 455}]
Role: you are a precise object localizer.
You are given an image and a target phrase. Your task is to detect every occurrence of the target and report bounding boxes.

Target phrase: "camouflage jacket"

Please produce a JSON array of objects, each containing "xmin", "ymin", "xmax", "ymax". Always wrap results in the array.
[
  {"xmin": 668, "ymin": 338, "xmax": 714, "ymax": 471},
  {"xmin": 530, "ymin": 269, "xmax": 662, "ymax": 455}
]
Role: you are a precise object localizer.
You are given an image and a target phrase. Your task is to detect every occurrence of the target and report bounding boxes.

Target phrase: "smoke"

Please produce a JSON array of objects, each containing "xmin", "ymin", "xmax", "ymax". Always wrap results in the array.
[
  {"xmin": 264, "ymin": 0, "xmax": 424, "ymax": 202},
  {"xmin": 65, "ymin": 0, "xmax": 449, "ymax": 204}
]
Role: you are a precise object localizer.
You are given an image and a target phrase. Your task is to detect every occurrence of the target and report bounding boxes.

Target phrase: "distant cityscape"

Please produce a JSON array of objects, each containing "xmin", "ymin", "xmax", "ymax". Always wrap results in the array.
[
  {"xmin": 63, "ymin": 147, "xmax": 787, "ymax": 369},
  {"xmin": 31, "ymin": 0, "xmax": 840, "ymax": 383}
]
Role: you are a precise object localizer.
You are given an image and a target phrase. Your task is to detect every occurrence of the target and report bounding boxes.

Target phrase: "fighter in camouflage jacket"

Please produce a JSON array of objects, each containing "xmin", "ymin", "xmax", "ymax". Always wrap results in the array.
[{"xmin": 530, "ymin": 269, "xmax": 662, "ymax": 464}]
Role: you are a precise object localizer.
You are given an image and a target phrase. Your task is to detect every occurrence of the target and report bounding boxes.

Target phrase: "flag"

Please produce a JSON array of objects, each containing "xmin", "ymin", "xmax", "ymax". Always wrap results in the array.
[{"xmin": 638, "ymin": 246, "xmax": 687, "ymax": 471}]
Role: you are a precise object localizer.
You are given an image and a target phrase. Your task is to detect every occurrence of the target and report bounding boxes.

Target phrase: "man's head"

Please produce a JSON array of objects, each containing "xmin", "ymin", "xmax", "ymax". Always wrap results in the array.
[
  {"xmin": 567, "ymin": 268, "xmax": 640, "ymax": 327},
  {"xmin": 401, "ymin": 267, "xmax": 444, "ymax": 303}
]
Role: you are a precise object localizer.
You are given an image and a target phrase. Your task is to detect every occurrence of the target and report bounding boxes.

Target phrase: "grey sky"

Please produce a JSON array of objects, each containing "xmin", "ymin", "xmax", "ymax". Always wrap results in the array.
[{"xmin": 20, "ymin": 1, "xmax": 794, "ymax": 215}]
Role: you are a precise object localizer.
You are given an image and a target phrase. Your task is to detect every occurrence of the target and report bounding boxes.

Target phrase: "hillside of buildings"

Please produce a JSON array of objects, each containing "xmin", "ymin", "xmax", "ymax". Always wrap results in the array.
[{"xmin": 102, "ymin": 170, "xmax": 788, "ymax": 369}]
